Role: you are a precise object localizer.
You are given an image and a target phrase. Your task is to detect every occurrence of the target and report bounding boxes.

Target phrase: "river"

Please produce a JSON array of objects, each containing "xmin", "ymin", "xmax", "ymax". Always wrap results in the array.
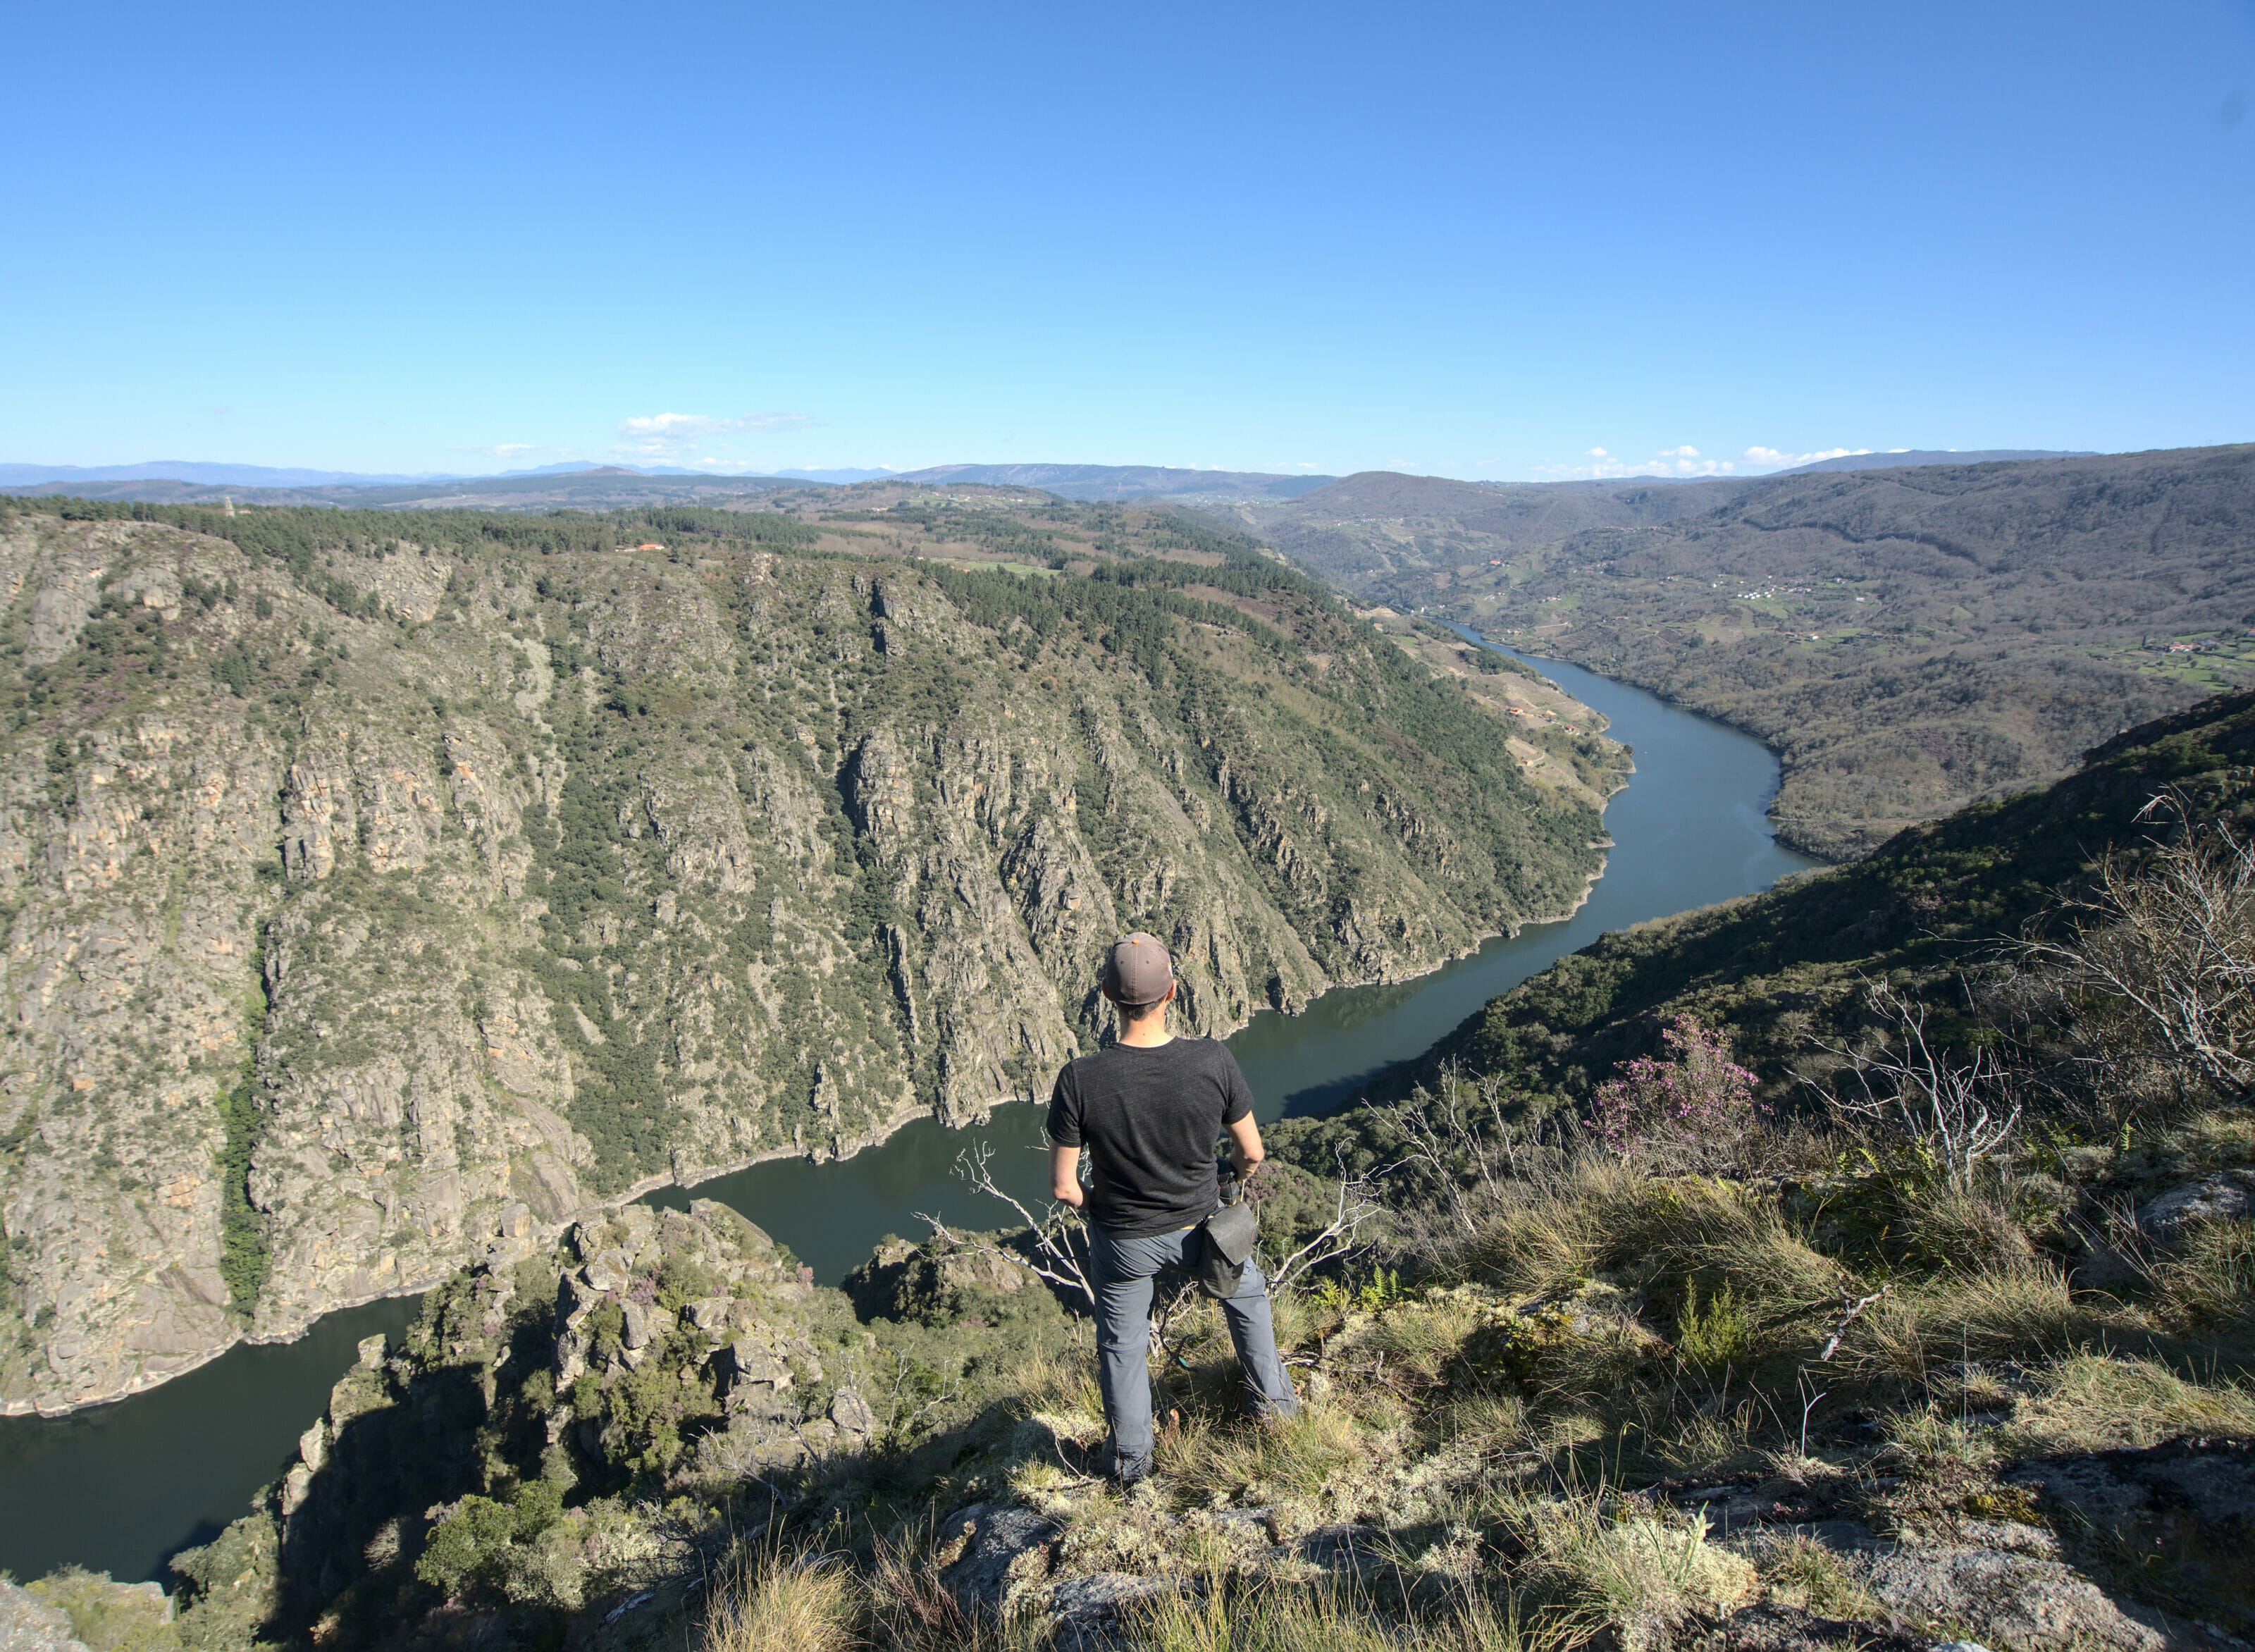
[{"xmin": 0, "ymin": 648, "xmax": 1816, "ymax": 1587}]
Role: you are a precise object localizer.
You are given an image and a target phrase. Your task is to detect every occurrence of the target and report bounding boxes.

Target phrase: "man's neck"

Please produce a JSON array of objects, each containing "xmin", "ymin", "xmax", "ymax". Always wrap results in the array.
[{"xmin": 1117, "ymin": 1013, "xmax": 1173, "ymax": 1049}]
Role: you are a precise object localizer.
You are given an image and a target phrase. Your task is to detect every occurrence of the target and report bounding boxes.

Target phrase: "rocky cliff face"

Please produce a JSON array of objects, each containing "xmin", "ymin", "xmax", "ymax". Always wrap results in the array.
[
  {"xmin": 0, "ymin": 499, "xmax": 1620, "ymax": 1412},
  {"xmin": 147, "ymin": 1197, "xmax": 884, "ymax": 1648}
]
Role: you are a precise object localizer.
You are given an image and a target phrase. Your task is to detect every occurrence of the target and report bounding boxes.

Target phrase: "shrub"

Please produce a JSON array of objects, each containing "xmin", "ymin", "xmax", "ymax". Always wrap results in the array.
[
  {"xmin": 1674, "ymin": 1282, "xmax": 1751, "ymax": 1371},
  {"xmin": 414, "ymin": 1494, "xmax": 517, "ymax": 1598},
  {"xmin": 1588, "ymin": 1018, "xmax": 1762, "ymax": 1160}
]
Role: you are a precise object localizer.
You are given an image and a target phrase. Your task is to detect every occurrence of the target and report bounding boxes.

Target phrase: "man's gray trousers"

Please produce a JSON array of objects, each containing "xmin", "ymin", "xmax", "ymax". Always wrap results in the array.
[{"xmin": 1089, "ymin": 1221, "xmax": 1298, "ymax": 1481}]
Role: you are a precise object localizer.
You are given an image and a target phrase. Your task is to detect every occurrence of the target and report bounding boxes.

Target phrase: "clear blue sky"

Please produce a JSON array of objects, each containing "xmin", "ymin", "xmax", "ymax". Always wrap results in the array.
[{"xmin": 4, "ymin": 1, "xmax": 2249, "ymax": 481}]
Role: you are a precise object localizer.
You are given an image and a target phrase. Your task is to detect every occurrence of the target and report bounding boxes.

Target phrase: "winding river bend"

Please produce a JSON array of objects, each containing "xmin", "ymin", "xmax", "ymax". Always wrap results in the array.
[{"xmin": 0, "ymin": 651, "xmax": 1816, "ymax": 1587}]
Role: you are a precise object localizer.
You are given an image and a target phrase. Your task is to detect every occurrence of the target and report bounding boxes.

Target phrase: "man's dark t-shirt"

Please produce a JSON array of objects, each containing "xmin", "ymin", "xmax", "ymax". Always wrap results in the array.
[{"xmin": 1047, "ymin": 1037, "xmax": 1254, "ymax": 1237}]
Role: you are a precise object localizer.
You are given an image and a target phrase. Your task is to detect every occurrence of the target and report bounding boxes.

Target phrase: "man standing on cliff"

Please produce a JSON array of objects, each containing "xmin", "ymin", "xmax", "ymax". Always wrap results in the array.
[{"xmin": 1047, "ymin": 932, "xmax": 1299, "ymax": 1488}]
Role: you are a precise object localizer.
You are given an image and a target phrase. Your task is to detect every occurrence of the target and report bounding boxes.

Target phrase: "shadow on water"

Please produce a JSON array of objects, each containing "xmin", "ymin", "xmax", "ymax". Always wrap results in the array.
[
  {"xmin": 657, "ymin": 648, "xmax": 1818, "ymax": 1283},
  {"xmin": 0, "ymin": 648, "xmax": 1813, "ymax": 1586}
]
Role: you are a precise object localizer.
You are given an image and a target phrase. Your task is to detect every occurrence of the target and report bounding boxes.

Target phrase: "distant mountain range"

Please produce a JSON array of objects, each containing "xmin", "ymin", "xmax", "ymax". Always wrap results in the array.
[
  {"xmin": 0, "ymin": 450, "xmax": 2097, "ymax": 513},
  {"xmin": 1781, "ymin": 448, "xmax": 2092, "ymax": 474},
  {"xmin": 0, "ymin": 460, "xmax": 465, "ymax": 488},
  {"xmin": 0, "ymin": 460, "xmax": 1345, "ymax": 512},
  {"xmin": 889, "ymin": 463, "xmax": 1336, "ymax": 500}
]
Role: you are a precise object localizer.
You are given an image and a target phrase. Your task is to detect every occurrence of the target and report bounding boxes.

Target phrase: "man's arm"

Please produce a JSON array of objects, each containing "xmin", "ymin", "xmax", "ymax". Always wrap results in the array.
[
  {"xmin": 1049, "ymin": 1143, "xmax": 1085, "ymax": 1209},
  {"xmin": 1225, "ymin": 1114, "xmax": 1266, "ymax": 1181}
]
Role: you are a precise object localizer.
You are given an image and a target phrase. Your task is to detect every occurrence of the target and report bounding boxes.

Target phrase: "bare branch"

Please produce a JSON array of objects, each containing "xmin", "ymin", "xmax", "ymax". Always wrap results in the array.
[
  {"xmin": 1807, "ymin": 981, "xmax": 2020, "ymax": 1188},
  {"xmin": 1817, "ymin": 1285, "xmax": 1893, "ymax": 1361},
  {"xmin": 2015, "ymin": 799, "xmax": 2255, "ymax": 1103},
  {"xmin": 1271, "ymin": 1147, "xmax": 1400, "ymax": 1290},
  {"xmin": 1374, "ymin": 1063, "xmax": 1505, "ymax": 1232},
  {"xmin": 917, "ymin": 1142, "xmax": 1096, "ymax": 1309}
]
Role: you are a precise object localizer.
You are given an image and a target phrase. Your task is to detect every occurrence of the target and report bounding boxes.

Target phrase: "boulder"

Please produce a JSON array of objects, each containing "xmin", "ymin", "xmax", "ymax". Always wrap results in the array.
[
  {"xmin": 0, "ymin": 1579, "xmax": 90, "ymax": 1652},
  {"xmin": 1048, "ymin": 1571, "xmax": 1188, "ymax": 1652},
  {"xmin": 1850, "ymin": 1541, "xmax": 2175, "ymax": 1651},
  {"xmin": 2135, "ymin": 1171, "xmax": 2254, "ymax": 1238},
  {"xmin": 1683, "ymin": 1602, "xmax": 1927, "ymax": 1652},
  {"xmin": 582, "ymin": 1248, "xmax": 635, "ymax": 1294},
  {"xmin": 2009, "ymin": 1441, "xmax": 2255, "ymax": 1636},
  {"xmin": 620, "ymin": 1300, "xmax": 669, "ymax": 1351},
  {"xmin": 683, "ymin": 1296, "xmax": 734, "ymax": 1336},
  {"xmin": 934, "ymin": 1247, "xmax": 1031, "ymax": 1296},
  {"xmin": 938, "ymin": 1503, "xmax": 1061, "ymax": 1620}
]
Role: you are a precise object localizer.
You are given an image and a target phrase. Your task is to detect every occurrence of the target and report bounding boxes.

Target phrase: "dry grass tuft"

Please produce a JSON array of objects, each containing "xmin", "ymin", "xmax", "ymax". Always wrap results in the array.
[
  {"xmin": 2151, "ymin": 1218, "xmax": 2255, "ymax": 1336},
  {"xmin": 1881, "ymin": 1406, "xmax": 2003, "ymax": 1476},
  {"xmin": 1450, "ymin": 1162, "xmax": 1848, "ymax": 1349},
  {"xmin": 703, "ymin": 1550, "xmax": 857, "ymax": 1652},
  {"xmin": 863, "ymin": 1531, "xmax": 1042, "ymax": 1652},
  {"xmin": 2001, "ymin": 1352, "xmax": 2255, "ymax": 1455},
  {"xmin": 1158, "ymin": 1404, "xmax": 1367, "ymax": 1507},
  {"xmin": 1850, "ymin": 1261, "xmax": 2094, "ymax": 1376},
  {"xmin": 1750, "ymin": 1533, "xmax": 1884, "ymax": 1620},
  {"xmin": 1511, "ymin": 1498, "xmax": 1754, "ymax": 1626},
  {"xmin": 1898, "ymin": 1184, "xmax": 2038, "ymax": 1274},
  {"xmin": 1131, "ymin": 1574, "xmax": 1574, "ymax": 1652}
]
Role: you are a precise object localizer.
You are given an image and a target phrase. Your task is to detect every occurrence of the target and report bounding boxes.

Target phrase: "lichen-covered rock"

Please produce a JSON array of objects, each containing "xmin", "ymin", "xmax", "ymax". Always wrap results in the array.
[
  {"xmin": 937, "ymin": 1502, "xmax": 1063, "ymax": 1620},
  {"xmin": 0, "ymin": 1581, "xmax": 89, "ymax": 1652},
  {"xmin": 2135, "ymin": 1172, "xmax": 2255, "ymax": 1238},
  {"xmin": 1850, "ymin": 1540, "xmax": 2175, "ymax": 1652},
  {"xmin": 2010, "ymin": 1442, "xmax": 2255, "ymax": 1637}
]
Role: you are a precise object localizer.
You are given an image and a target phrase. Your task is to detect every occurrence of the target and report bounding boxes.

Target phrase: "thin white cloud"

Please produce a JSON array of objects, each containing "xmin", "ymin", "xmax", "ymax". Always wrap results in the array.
[
  {"xmin": 1531, "ymin": 441, "xmax": 1889, "ymax": 481},
  {"xmin": 1536, "ymin": 445, "xmax": 1739, "ymax": 481},
  {"xmin": 611, "ymin": 411, "xmax": 816, "ymax": 462},
  {"xmin": 1741, "ymin": 445, "xmax": 1872, "ymax": 471}
]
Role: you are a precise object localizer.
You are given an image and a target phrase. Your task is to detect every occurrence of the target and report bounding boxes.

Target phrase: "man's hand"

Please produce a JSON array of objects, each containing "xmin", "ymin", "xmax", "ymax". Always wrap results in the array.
[{"xmin": 1049, "ymin": 1143, "xmax": 1085, "ymax": 1209}]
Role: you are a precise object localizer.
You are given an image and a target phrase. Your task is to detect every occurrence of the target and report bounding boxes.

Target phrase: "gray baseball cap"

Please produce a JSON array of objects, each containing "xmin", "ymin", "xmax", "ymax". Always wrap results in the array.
[{"xmin": 1102, "ymin": 932, "xmax": 1173, "ymax": 1008}]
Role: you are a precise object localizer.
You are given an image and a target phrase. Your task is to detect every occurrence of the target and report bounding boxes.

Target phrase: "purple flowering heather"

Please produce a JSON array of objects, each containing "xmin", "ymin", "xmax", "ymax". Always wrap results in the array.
[{"xmin": 1588, "ymin": 1016, "xmax": 1763, "ymax": 1157}]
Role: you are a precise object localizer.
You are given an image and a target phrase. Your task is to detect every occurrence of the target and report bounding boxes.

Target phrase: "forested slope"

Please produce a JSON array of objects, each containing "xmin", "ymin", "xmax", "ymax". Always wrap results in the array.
[
  {"xmin": 0, "ymin": 494, "xmax": 1619, "ymax": 1413},
  {"xmin": 1201, "ymin": 471, "xmax": 1751, "ymax": 590},
  {"xmin": 1278, "ymin": 683, "xmax": 2255, "ymax": 1160},
  {"xmin": 1268, "ymin": 445, "xmax": 2255, "ymax": 858}
]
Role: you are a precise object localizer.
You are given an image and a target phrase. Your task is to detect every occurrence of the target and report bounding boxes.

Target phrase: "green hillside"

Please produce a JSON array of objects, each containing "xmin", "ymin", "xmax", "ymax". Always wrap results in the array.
[
  {"xmin": 1275, "ymin": 682, "xmax": 2255, "ymax": 1177},
  {"xmin": 1254, "ymin": 446, "xmax": 2255, "ymax": 858}
]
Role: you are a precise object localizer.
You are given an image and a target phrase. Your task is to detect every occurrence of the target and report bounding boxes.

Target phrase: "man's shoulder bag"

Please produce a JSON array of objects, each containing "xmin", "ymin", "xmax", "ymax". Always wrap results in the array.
[{"xmin": 1194, "ymin": 1173, "xmax": 1260, "ymax": 1299}]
